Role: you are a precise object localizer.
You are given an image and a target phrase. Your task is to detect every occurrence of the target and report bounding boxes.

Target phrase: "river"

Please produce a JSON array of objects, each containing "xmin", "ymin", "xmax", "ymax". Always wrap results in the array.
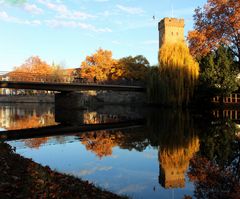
[{"xmin": 0, "ymin": 103, "xmax": 239, "ymax": 199}]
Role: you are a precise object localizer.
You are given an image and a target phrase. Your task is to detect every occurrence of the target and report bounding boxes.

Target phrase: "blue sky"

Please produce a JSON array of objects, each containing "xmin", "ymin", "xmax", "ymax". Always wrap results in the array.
[{"xmin": 0, "ymin": 0, "xmax": 206, "ymax": 70}]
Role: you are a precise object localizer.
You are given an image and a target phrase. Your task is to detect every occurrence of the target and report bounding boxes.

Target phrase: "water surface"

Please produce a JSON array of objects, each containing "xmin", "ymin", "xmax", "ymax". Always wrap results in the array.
[{"xmin": 1, "ymin": 104, "xmax": 239, "ymax": 199}]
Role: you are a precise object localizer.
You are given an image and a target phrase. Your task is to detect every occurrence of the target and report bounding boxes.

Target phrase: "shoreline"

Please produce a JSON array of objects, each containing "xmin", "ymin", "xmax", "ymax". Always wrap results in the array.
[{"xmin": 0, "ymin": 142, "xmax": 127, "ymax": 199}]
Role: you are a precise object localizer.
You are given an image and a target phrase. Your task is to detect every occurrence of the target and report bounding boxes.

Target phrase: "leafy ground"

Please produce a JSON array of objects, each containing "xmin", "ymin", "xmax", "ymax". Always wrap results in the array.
[{"xmin": 0, "ymin": 142, "xmax": 126, "ymax": 199}]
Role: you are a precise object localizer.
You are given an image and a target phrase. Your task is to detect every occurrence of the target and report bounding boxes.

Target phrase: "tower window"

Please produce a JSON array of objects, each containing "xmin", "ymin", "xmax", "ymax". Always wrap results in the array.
[
  {"xmin": 176, "ymin": 32, "xmax": 179, "ymax": 36},
  {"xmin": 171, "ymin": 32, "xmax": 174, "ymax": 36}
]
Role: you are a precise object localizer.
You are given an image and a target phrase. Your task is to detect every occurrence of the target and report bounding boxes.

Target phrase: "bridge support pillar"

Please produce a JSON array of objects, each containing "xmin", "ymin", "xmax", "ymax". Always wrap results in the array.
[
  {"xmin": 55, "ymin": 92, "xmax": 86, "ymax": 109},
  {"xmin": 55, "ymin": 92, "xmax": 85, "ymax": 125}
]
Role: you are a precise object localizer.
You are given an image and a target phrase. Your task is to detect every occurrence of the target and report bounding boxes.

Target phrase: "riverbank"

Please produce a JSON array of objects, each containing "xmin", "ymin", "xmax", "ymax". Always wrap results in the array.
[
  {"xmin": 0, "ymin": 95, "xmax": 54, "ymax": 103},
  {"xmin": 0, "ymin": 142, "xmax": 126, "ymax": 199}
]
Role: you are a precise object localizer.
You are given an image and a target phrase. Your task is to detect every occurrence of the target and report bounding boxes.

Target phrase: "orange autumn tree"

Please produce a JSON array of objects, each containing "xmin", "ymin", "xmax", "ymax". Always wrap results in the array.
[
  {"xmin": 15, "ymin": 56, "xmax": 53, "ymax": 74},
  {"xmin": 10, "ymin": 56, "xmax": 65, "ymax": 82},
  {"xmin": 80, "ymin": 49, "xmax": 118, "ymax": 82},
  {"xmin": 188, "ymin": 0, "xmax": 240, "ymax": 66}
]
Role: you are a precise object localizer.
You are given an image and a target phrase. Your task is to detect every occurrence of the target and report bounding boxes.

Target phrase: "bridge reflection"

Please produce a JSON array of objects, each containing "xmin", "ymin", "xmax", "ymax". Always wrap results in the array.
[
  {"xmin": 1, "ymin": 105, "xmax": 238, "ymax": 194},
  {"xmin": 0, "ymin": 105, "xmax": 201, "ymax": 190}
]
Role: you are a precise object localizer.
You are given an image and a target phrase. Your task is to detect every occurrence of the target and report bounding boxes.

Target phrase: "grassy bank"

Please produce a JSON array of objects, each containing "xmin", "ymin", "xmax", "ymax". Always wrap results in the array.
[{"xmin": 0, "ymin": 142, "xmax": 126, "ymax": 199}]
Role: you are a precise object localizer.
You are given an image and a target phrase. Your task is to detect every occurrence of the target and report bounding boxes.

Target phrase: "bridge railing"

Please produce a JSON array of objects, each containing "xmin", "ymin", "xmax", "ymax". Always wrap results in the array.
[
  {"xmin": 0, "ymin": 71, "xmax": 145, "ymax": 86},
  {"xmin": 0, "ymin": 71, "xmax": 74, "ymax": 83}
]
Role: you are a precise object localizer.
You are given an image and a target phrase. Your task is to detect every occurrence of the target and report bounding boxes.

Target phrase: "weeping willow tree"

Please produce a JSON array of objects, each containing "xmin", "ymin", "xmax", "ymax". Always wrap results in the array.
[
  {"xmin": 147, "ymin": 66, "xmax": 162, "ymax": 102},
  {"xmin": 148, "ymin": 42, "xmax": 199, "ymax": 106}
]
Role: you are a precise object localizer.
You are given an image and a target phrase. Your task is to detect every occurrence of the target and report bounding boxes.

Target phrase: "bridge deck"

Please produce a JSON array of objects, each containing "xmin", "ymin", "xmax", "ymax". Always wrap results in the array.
[
  {"xmin": 0, "ymin": 81, "xmax": 146, "ymax": 92},
  {"xmin": 0, "ymin": 120, "xmax": 144, "ymax": 141}
]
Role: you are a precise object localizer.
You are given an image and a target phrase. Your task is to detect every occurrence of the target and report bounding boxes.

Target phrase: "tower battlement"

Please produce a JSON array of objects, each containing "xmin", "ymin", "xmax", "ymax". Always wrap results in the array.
[
  {"xmin": 158, "ymin": 18, "xmax": 184, "ymax": 30},
  {"xmin": 158, "ymin": 17, "xmax": 185, "ymax": 48}
]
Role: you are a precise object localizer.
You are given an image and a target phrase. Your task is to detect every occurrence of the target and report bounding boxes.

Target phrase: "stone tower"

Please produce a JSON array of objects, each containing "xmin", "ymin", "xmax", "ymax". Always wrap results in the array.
[{"xmin": 158, "ymin": 17, "xmax": 185, "ymax": 48}]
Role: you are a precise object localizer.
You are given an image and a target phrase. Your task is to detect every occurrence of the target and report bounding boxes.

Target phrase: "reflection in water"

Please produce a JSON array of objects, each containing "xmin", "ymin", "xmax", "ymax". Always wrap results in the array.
[
  {"xmin": 159, "ymin": 137, "xmax": 199, "ymax": 189},
  {"xmin": 0, "ymin": 104, "xmax": 56, "ymax": 130},
  {"xmin": 146, "ymin": 110, "xmax": 200, "ymax": 189},
  {"xmin": 7, "ymin": 114, "xmax": 56, "ymax": 130},
  {"xmin": 188, "ymin": 118, "xmax": 240, "ymax": 199},
  {"xmin": 80, "ymin": 128, "xmax": 149, "ymax": 159},
  {"xmin": 3, "ymin": 105, "xmax": 200, "ymax": 199},
  {"xmin": 2, "ymin": 104, "xmax": 240, "ymax": 199},
  {"xmin": 81, "ymin": 130, "xmax": 116, "ymax": 158},
  {"xmin": 24, "ymin": 137, "xmax": 50, "ymax": 149},
  {"xmin": 188, "ymin": 156, "xmax": 240, "ymax": 199},
  {"xmin": 74, "ymin": 109, "xmax": 200, "ymax": 192},
  {"xmin": 0, "ymin": 104, "xmax": 56, "ymax": 149}
]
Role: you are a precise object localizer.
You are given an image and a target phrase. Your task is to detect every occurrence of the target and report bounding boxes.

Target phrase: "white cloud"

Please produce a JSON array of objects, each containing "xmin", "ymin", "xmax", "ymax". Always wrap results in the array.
[
  {"xmin": 0, "ymin": 10, "xmax": 110, "ymax": 32},
  {"xmin": 38, "ymin": 0, "xmax": 68, "ymax": 13},
  {"xmin": 78, "ymin": 166, "xmax": 113, "ymax": 176},
  {"xmin": 23, "ymin": 3, "xmax": 43, "ymax": 15},
  {"xmin": 45, "ymin": 19, "xmax": 112, "ymax": 32},
  {"xmin": 117, "ymin": 184, "xmax": 146, "ymax": 194},
  {"xmin": 57, "ymin": 11, "xmax": 95, "ymax": 20},
  {"xmin": 38, "ymin": 0, "xmax": 95, "ymax": 20},
  {"xmin": 0, "ymin": 11, "xmax": 9, "ymax": 20},
  {"xmin": 0, "ymin": 11, "xmax": 41, "ymax": 25},
  {"xmin": 116, "ymin": 5, "xmax": 144, "ymax": 15}
]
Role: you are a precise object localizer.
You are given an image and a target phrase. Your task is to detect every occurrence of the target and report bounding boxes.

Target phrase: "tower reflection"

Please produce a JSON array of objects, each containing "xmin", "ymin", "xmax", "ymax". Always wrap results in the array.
[{"xmin": 147, "ymin": 109, "xmax": 199, "ymax": 189}]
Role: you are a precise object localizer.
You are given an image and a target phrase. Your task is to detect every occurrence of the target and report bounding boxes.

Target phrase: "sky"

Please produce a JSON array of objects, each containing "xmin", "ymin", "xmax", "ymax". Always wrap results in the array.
[{"xmin": 0, "ymin": 0, "xmax": 206, "ymax": 71}]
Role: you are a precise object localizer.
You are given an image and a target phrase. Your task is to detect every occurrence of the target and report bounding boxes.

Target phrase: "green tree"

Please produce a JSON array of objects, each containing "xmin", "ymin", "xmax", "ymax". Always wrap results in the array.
[
  {"xmin": 198, "ymin": 46, "xmax": 238, "ymax": 103},
  {"xmin": 118, "ymin": 55, "xmax": 149, "ymax": 81},
  {"xmin": 146, "ymin": 66, "xmax": 162, "ymax": 104}
]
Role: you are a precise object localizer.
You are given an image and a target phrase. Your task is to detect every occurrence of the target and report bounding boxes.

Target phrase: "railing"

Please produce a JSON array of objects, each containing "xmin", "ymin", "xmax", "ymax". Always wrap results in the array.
[
  {"xmin": 0, "ymin": 71, "xmax": 73, "ymax": 83},
  {"xmin": 213, "ymin": 109, "xmax": 240, "ymax": 121},
  {"xmin": 0, "ymin": 71, "xmax": 145, "ymax": 86},
  {"xmin": 212, "ymin": 94, "xmax": 240, "ymax": 104}
]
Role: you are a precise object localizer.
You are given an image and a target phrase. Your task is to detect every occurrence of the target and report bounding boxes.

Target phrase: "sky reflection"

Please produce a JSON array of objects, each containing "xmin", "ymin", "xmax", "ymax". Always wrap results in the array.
[{"xmin": 2, "ymin": 104, "xmax": 202, "ymax": 198}]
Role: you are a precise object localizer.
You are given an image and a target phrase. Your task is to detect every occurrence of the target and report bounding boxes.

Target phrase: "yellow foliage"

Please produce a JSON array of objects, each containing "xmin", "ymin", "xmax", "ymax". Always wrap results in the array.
[
  {"xmin": 80, "ymin": 48, "xmax": 118, "ymax": 82},
  {"xmin": 158, "ymin": 41, "xmax": 199, "ymax": 106},
  {"xmin": 14, "ymin": 56, "xmax": 54, "ymax": 75},
  {"xmin": 10, "ymin": 56, "xmax": 65, "ymax": 82},
  {"xmin": 159, "ymin": 136, "xmax": 199, "ymax": 188}
]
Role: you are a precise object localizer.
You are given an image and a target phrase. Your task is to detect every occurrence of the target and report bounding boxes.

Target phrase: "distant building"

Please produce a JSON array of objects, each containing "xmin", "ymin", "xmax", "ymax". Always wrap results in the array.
[
  {"xmin": 158, "ymin": 17, "xmax": 185, "ymax": 48},
  {"xmin": 0, "ymin": 73, "xmax": 12, "ymax": 95}
]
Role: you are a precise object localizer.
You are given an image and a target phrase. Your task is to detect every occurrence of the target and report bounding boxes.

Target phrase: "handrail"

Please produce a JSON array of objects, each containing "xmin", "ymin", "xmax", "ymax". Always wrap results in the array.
[{"xmin": 0, "ymin": 71, "xmax": 145, "ymax": 86}]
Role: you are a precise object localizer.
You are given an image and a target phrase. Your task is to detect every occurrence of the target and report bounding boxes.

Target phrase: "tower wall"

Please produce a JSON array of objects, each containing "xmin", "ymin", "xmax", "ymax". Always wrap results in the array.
[{"xmin": 158, "ymin": 18, "xmax": 185, "ymax": 48}]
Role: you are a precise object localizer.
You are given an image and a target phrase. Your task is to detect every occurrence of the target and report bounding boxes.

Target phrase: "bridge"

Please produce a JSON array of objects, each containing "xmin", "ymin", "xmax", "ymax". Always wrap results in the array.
[
  {"xmin": 0, "ymin": 71, "xmax": 146, "ymax": 92},
  {"xmin": 0, "ymin": 81, "xmax": 145, "ymax": 92},
  {"xmin": 0, "ymin": 119, "xmax": 144, "ymax": 142}
]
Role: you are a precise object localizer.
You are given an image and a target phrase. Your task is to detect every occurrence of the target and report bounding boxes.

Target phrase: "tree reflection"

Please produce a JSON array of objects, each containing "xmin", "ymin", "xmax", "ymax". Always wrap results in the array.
[
  {"xmin": 198, "ymin": 119, "xmax": 240, "ymax": 178},
  {"xmin": 188, "ymin": 117, "xmax": 240, "ymax": 199},
  {"xmin": 0, "ymin": 105, "xmax": 56, "ymax": 130},
  {"xmin": 80, "ymin": 109, "xmax": 200, "ymax": 190},
  {"xmin": 7, "ymin": 114, "xmax": 56, "ymax": 130},
  {"xmin": 80, "ymin": 128, "xmax": 149, "ymax": 158},
  {"xmin": 24, "ymin": 137, "xmax": 49, "ymax": 149},
  {"xmin": 0, "ymin": 105, "xmax": 56, "ymax": 149},
  {"xmin": 147, "ymin": 109, "xmax": 200, "ymax": 188},
  {"xmin": 81, "ymin": 131, "xmax": 115, "ymax": 158},
  {"xmin": 158, "ymin": 137, "xmax": 199, "ymax": 188},
  {"xmin": 188, "ymin": 156, "xmax": 240, "ymax": 199}
]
